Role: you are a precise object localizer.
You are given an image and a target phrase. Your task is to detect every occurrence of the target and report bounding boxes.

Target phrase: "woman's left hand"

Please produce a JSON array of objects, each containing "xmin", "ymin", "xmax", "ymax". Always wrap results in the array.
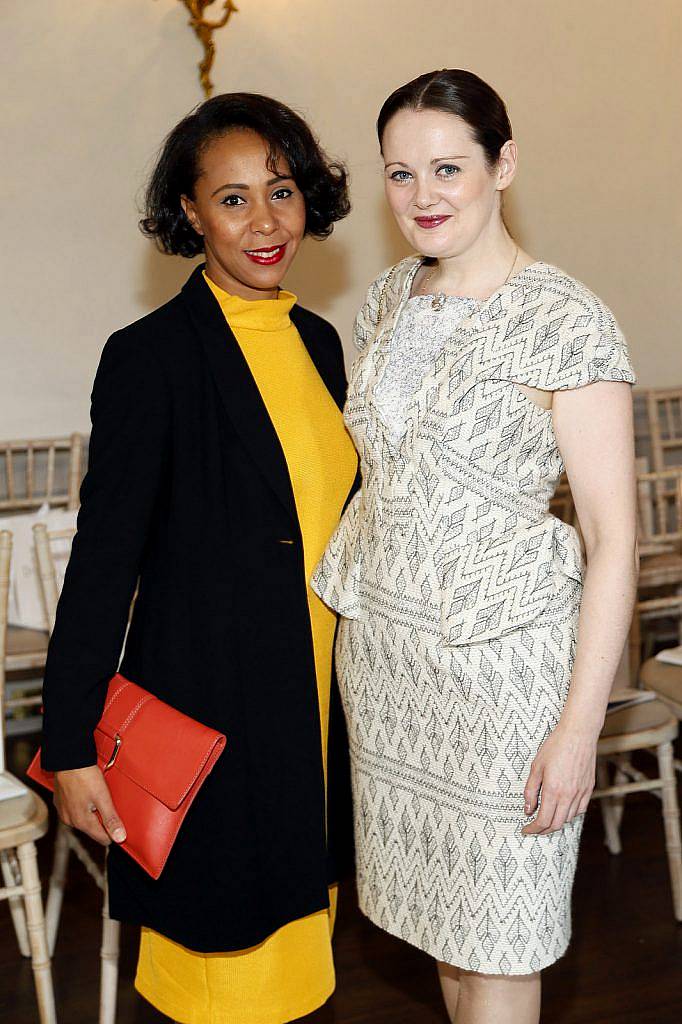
[{"xmin": 521, "ymin": 722, "xmax": 597, "ymax": 835}]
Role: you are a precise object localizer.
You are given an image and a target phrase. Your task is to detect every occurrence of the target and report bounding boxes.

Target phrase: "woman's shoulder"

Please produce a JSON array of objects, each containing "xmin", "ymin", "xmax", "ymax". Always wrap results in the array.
[
  {"xmin": 101, "ymin": 294, "xmax": 189, "ymax": 366},
  {"xmin": 353, "ymin": 255, "xmax": 421, "ymax": 350},
  {"xmin": 366, "ymin": 254, "xmax": 422, "ymax": 307},
  {"xmin": 521, "ymin": 261, "xmax": 622, "ymax": 333},
  {"xmin": 108, "ymin": 292, "xmax": 182, "ymax": 342},
  {"xmin": 86, "ymin": 296, "xmax": 195, "ymax": 409},
  {"xmin": 511, "ymin": 262, "xmax": 637, "ymax": 389}
]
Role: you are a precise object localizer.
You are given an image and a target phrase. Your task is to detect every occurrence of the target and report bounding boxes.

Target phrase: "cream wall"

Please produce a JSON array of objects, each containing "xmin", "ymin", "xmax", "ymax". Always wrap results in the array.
[{"xmin": 2, "ymin": 0, "xmax": 680, "ymax": 437}]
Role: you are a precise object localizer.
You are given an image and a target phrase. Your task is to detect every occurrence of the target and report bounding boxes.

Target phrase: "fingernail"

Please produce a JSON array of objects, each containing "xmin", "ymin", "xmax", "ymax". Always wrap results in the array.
[
  {"xmin": 112, "ymin": 828, "xmax": 126, "ymax": 843},
  {"xmin": 524, "ymin": 804, "xmax": 531, "ymax": 814}
]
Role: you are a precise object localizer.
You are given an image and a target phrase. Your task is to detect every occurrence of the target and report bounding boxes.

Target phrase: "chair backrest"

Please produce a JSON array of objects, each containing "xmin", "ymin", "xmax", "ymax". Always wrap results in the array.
[
  {"xmin": 647, "ymin": 389, "xmax": 682, "ymax": 498},
  {"xmin": 32, "ymin": 524, "xmax": 77, "ymax": 634},
  {"xmin": 636, "ymin": 468, "xmax": 682, "ymax": 547},
  {"xmin": 0, "ymin": 531, "xmax": 12, "ymax": 766},
  {"xmin": 0, "ymin": 433, "xmax": 84, "ymax": 513},
  {"xmin": 632, "ymin": 387, "xmax": 652, "ymax": 464}
]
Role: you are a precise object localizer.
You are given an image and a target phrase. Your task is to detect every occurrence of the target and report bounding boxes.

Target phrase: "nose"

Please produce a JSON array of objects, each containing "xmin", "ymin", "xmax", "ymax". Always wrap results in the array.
[
  {"xmin": 414, "ymin": 176, "xmax": 438, "ymax": 210},
  {"xmin": 250, "ymin": 202, "xmax": 278, "ymax": 236}
]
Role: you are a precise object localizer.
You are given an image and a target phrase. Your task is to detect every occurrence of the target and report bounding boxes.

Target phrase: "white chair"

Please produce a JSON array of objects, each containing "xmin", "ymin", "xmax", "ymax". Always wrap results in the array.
[
  {"xmin": 0, "ymin": 435, "xmax": 84, "ymax": 515},
  {"xmin": 593, "ymin": 696, "xmax": 682, "ymax": 920},
  {"xmin": 647, "ymin": 388, "xmax": 682, "ymax": 480},
  {"xmin": 0, "ymin": 530, "xmax": 57, "ymax": 1022},
  {"xmin": 33, "ymin": 522, "xmax": 120, "ymax": 1024},
  {"xmin": 640, "ymin": 655, "xmax": 682, "ymax": 775},
  {"xmin": 1, "ymin": 435, "xmax": 85, "ymax": 727}
]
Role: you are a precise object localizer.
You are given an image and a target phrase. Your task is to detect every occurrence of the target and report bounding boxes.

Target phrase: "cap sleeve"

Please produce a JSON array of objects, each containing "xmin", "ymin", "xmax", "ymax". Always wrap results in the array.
[
  {"xmin": 553, "ymin": 302, "xmax": 637, "ymax": 391},
  {"xmin": 509, "ymin": 272, "xmax": 638, "ymax": 392}
]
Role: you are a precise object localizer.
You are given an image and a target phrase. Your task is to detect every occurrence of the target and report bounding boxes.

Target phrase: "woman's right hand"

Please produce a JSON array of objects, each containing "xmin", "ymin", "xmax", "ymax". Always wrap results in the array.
[{"xmin": 54, "ymin": 766, "xmax": 127, "ymax": 846}]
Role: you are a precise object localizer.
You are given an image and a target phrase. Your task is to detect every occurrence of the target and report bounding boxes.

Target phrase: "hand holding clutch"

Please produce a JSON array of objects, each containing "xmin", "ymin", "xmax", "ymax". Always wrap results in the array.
[
  {"xmin": 28, "ymin": 674, "xmax": 227, "ymax": 878},
  {"xmin": 53, "ymin": 764, "xmax": 127, "ymax": 847}
]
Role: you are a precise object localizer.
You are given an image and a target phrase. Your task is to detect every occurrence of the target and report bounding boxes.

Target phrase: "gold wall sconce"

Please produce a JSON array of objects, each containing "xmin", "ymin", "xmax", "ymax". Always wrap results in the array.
[{"xmin": 173, "ymin": 1, "xmax": 239, "ymax": 98}]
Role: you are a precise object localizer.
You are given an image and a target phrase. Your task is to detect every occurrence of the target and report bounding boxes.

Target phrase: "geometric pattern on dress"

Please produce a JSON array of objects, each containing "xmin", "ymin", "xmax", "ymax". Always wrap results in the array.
[
  {"xmin": 336, "ymin": 606, "xmax": 584, "ymax": 975},
  {"xmin": 311, "ymin": 255, "xmax": 636, "ymax": 974}
]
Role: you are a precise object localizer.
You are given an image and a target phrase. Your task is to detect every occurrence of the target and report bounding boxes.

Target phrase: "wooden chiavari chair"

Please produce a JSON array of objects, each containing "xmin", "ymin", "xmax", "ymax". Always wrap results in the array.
[
  {"xmin": 0, "ymin": 531, "xmax": 57, "ymax": 1023},
  {"xmin": 33, "ymin": 522, "xmax": 119, "ymax": 1024},
  {"xmin": 0, "ymin": 434, "xmax": 83, "ymax": 515},
  {"xmin": 594, "ymin": 692, "xmax": 682, "ymax": 921},
  {"xmin": 647, "ymin": 388, "xmax": 682, "ymax": 475},
  {"xmin": 639, "ymin": 587, "xmax": 682, "ymax": 777},
  {"xmin": 635, "ymin": 468, "xmax": 682, "ymax": 662},
  {"xmin": 1, "ymin": 434, "xmax": 85, "ymax": 727}
]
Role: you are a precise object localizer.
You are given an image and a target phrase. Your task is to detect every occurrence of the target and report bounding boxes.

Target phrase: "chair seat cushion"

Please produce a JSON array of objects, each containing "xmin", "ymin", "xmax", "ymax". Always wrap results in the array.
[
  {"xmin": 6, "ymin": 625, "xmax": 49, "ymax": 657},
  {"xmin": 601, "ymin": 696, "xmax": 674, "ymax": 738},
  {"xmin": 640, "ymin": 658, "xmax": 682, "ymax": 712},
  {"xmin": 0, "ymin": 780, "xmax": 49, "ymax": 849}
]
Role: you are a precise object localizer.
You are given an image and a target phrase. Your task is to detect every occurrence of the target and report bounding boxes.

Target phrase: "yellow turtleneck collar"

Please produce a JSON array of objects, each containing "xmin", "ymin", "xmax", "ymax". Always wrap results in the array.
[{"xmin": 203, "ymin": 270, "xmax": 297, "ymax": 333}]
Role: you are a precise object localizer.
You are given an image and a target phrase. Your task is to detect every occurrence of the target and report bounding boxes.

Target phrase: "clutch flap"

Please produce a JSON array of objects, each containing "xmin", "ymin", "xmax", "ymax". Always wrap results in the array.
[{"xmin": 95, "ymin": 675, "xmax": 227, "ymax": 811}]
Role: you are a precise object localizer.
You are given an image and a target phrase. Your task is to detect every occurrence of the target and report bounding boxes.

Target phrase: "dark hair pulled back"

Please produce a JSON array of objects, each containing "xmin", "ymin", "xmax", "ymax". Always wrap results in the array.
[
  {"xmin": 377, "ymin": 69, "xmax": 512, "ymax": 167},
  {"xmin": 141, "ymin": 92, "xmax": 350, "ymax": 258}
]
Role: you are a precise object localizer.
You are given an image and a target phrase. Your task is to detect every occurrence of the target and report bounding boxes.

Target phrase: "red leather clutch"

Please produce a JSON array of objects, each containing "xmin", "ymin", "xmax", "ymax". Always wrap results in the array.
[{"xmin": 27, "ymin": 674, "xmax": 227, "ymax": 879}]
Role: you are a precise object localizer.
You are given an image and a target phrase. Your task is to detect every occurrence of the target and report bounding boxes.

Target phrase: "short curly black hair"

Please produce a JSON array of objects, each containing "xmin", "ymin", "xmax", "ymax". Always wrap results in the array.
[{"xmin": 140, "ymin": 93, "xmax": 350, "ymax": 257}]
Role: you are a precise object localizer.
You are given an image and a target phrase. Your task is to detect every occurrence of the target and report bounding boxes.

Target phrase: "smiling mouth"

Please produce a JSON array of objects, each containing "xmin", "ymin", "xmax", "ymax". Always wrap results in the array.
[
  {"xmin": 244, "ymin": 244, "xmax": 288, "ymax": 265},
  {"xmin": 414, "ymin": 216, "xmax": 451, "ymax": 229}
]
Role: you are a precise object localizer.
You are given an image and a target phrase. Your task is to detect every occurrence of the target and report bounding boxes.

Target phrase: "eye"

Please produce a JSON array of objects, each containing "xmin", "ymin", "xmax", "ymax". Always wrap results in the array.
[
  {"xmin": 220, "ymin": 194, "xmax": 246, "ymax": 207},
  {"xmin": 436, "ymin": 164, "xmax": 461, "ymax": 178},
  {"xmin": 389, "ymin": 170, "xmax": 412, "ymax": 182},
  {"xmin": 272, "ymin": 187, "xmax": 294, "ymax": 200}
]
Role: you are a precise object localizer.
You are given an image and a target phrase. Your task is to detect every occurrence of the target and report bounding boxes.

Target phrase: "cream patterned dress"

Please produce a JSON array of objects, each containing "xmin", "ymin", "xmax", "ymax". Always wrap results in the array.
[{"xmin": 311, "ymin": 257, "xmax": 636, "ymax": 975}]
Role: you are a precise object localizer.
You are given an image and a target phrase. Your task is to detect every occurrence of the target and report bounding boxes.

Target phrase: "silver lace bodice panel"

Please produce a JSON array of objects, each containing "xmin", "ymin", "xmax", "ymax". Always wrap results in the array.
[{"xmin": 372, "ymin": 294, "xmax": 481, "ymax": 441}]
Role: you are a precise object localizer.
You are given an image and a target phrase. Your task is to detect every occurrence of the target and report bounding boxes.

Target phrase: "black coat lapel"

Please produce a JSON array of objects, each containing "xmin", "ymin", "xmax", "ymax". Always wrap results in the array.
[{"xmin": 181, "ymin": 266, "xmax": 298, "ymax": 525}]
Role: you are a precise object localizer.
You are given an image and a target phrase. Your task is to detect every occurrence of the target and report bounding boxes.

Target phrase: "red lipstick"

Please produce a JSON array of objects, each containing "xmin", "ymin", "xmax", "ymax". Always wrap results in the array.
[
  {"xmin": 414, "ymin": 215, "xmax": 451, "ymax": 229},
  {"xmin": 244, "ymin": 244, "xmax": 288, "ymax": 265}
]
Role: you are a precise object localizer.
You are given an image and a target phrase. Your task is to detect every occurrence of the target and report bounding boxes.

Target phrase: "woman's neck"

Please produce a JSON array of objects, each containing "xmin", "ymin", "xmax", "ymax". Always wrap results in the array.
[
  {"xmin": 204, "ymin": 256, "xmax": 280, "ymax": 301},
  {"xmin": 424, "ymin": 222, "xmax": 534, "ymax": 300}
]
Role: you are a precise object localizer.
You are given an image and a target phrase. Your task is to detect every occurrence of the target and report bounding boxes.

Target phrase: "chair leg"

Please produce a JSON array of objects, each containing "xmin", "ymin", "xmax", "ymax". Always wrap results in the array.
[
  {"xmin": 596, "ymin": 759, "xmax": 622, "ymax": 854},
  {"xmin": 46, "ymin": 821, "xmax": 71, "ymax": 956},
  {"xmin": 99, "ymin": 856, "xmax": 120, "ymax": 1024},
  {"xmin": 657, "ymin": 740, "xmax": 682, "ymax": 921},
  {"xmin": 1, "ymin": 848, "xmax": 30, "ymax": 956},
  {"xmin": 612, "ymin": 756, "xmax": 629, "ymax": 830},
  {"xmin": 16, "ymin": 841, "xmax": 57, "ymax": 1024}
]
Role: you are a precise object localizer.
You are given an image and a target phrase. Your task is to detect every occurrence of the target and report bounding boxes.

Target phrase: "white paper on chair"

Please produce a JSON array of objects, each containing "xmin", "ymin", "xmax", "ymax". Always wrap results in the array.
[
  {"xmin": 0, "ymin": 772, "xmax": 28, "ymax": 803},
  {"xmin": 655, "ymin": 645, "xmax": 682, "ymax": 666},
  {"xmin": 0, "ymin": 505, "xmax": 77, "ymax": 630}
]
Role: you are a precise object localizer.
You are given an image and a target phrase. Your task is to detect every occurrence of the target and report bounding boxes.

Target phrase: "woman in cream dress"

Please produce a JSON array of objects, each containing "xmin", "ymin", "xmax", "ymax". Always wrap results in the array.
[{"xmin": 312, "ymin": 70, "xmax": 638, "ymax": 1024}]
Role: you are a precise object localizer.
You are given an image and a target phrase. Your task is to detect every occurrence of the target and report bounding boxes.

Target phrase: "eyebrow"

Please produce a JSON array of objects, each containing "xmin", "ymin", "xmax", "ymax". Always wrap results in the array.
[
  {"xmin": 210, "ymin": 175, "xmax": 294, "ymax": 197},
  {"xmin": 384, "ymin": 156, "xmax": 470, "ymax": 169}
]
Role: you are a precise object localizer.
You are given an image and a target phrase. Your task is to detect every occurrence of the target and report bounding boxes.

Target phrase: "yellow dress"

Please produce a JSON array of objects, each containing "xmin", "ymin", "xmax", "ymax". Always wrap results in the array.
[{"xmin": 134, "ymin": 277, "xmax": 358, "ymax": 1024}]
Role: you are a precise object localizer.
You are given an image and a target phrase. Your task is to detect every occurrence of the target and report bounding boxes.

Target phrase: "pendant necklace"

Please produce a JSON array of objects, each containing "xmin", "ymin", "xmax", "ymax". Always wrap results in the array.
[{"xmin": 421, "ymin": 244, "xmax": 520, "ymax": 312}]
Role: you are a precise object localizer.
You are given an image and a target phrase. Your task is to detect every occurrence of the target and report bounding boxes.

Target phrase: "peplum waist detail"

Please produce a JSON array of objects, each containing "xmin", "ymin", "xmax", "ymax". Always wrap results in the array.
[{"xmin": 311, "ymin": 496, "xmax": 584, "ymax": 645}]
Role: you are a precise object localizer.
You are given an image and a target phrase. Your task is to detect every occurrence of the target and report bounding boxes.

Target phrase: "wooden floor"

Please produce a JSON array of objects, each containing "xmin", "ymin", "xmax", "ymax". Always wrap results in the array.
[{"xmin": 2, "ymin": 734, "xmax": 681, "ymax": 1024}]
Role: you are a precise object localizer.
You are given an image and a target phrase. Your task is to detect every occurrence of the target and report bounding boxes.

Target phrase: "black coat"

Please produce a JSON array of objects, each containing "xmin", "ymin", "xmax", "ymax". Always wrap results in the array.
[{"xmin": 41, "ymin": 265, "xmax": 358, "ymax": 952}]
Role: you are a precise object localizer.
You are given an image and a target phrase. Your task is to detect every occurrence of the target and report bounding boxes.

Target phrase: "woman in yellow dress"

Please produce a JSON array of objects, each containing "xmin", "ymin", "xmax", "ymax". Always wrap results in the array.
[{"xmin": 41, "ymin": 94, "xmax": 357, "ymax": 1023}]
